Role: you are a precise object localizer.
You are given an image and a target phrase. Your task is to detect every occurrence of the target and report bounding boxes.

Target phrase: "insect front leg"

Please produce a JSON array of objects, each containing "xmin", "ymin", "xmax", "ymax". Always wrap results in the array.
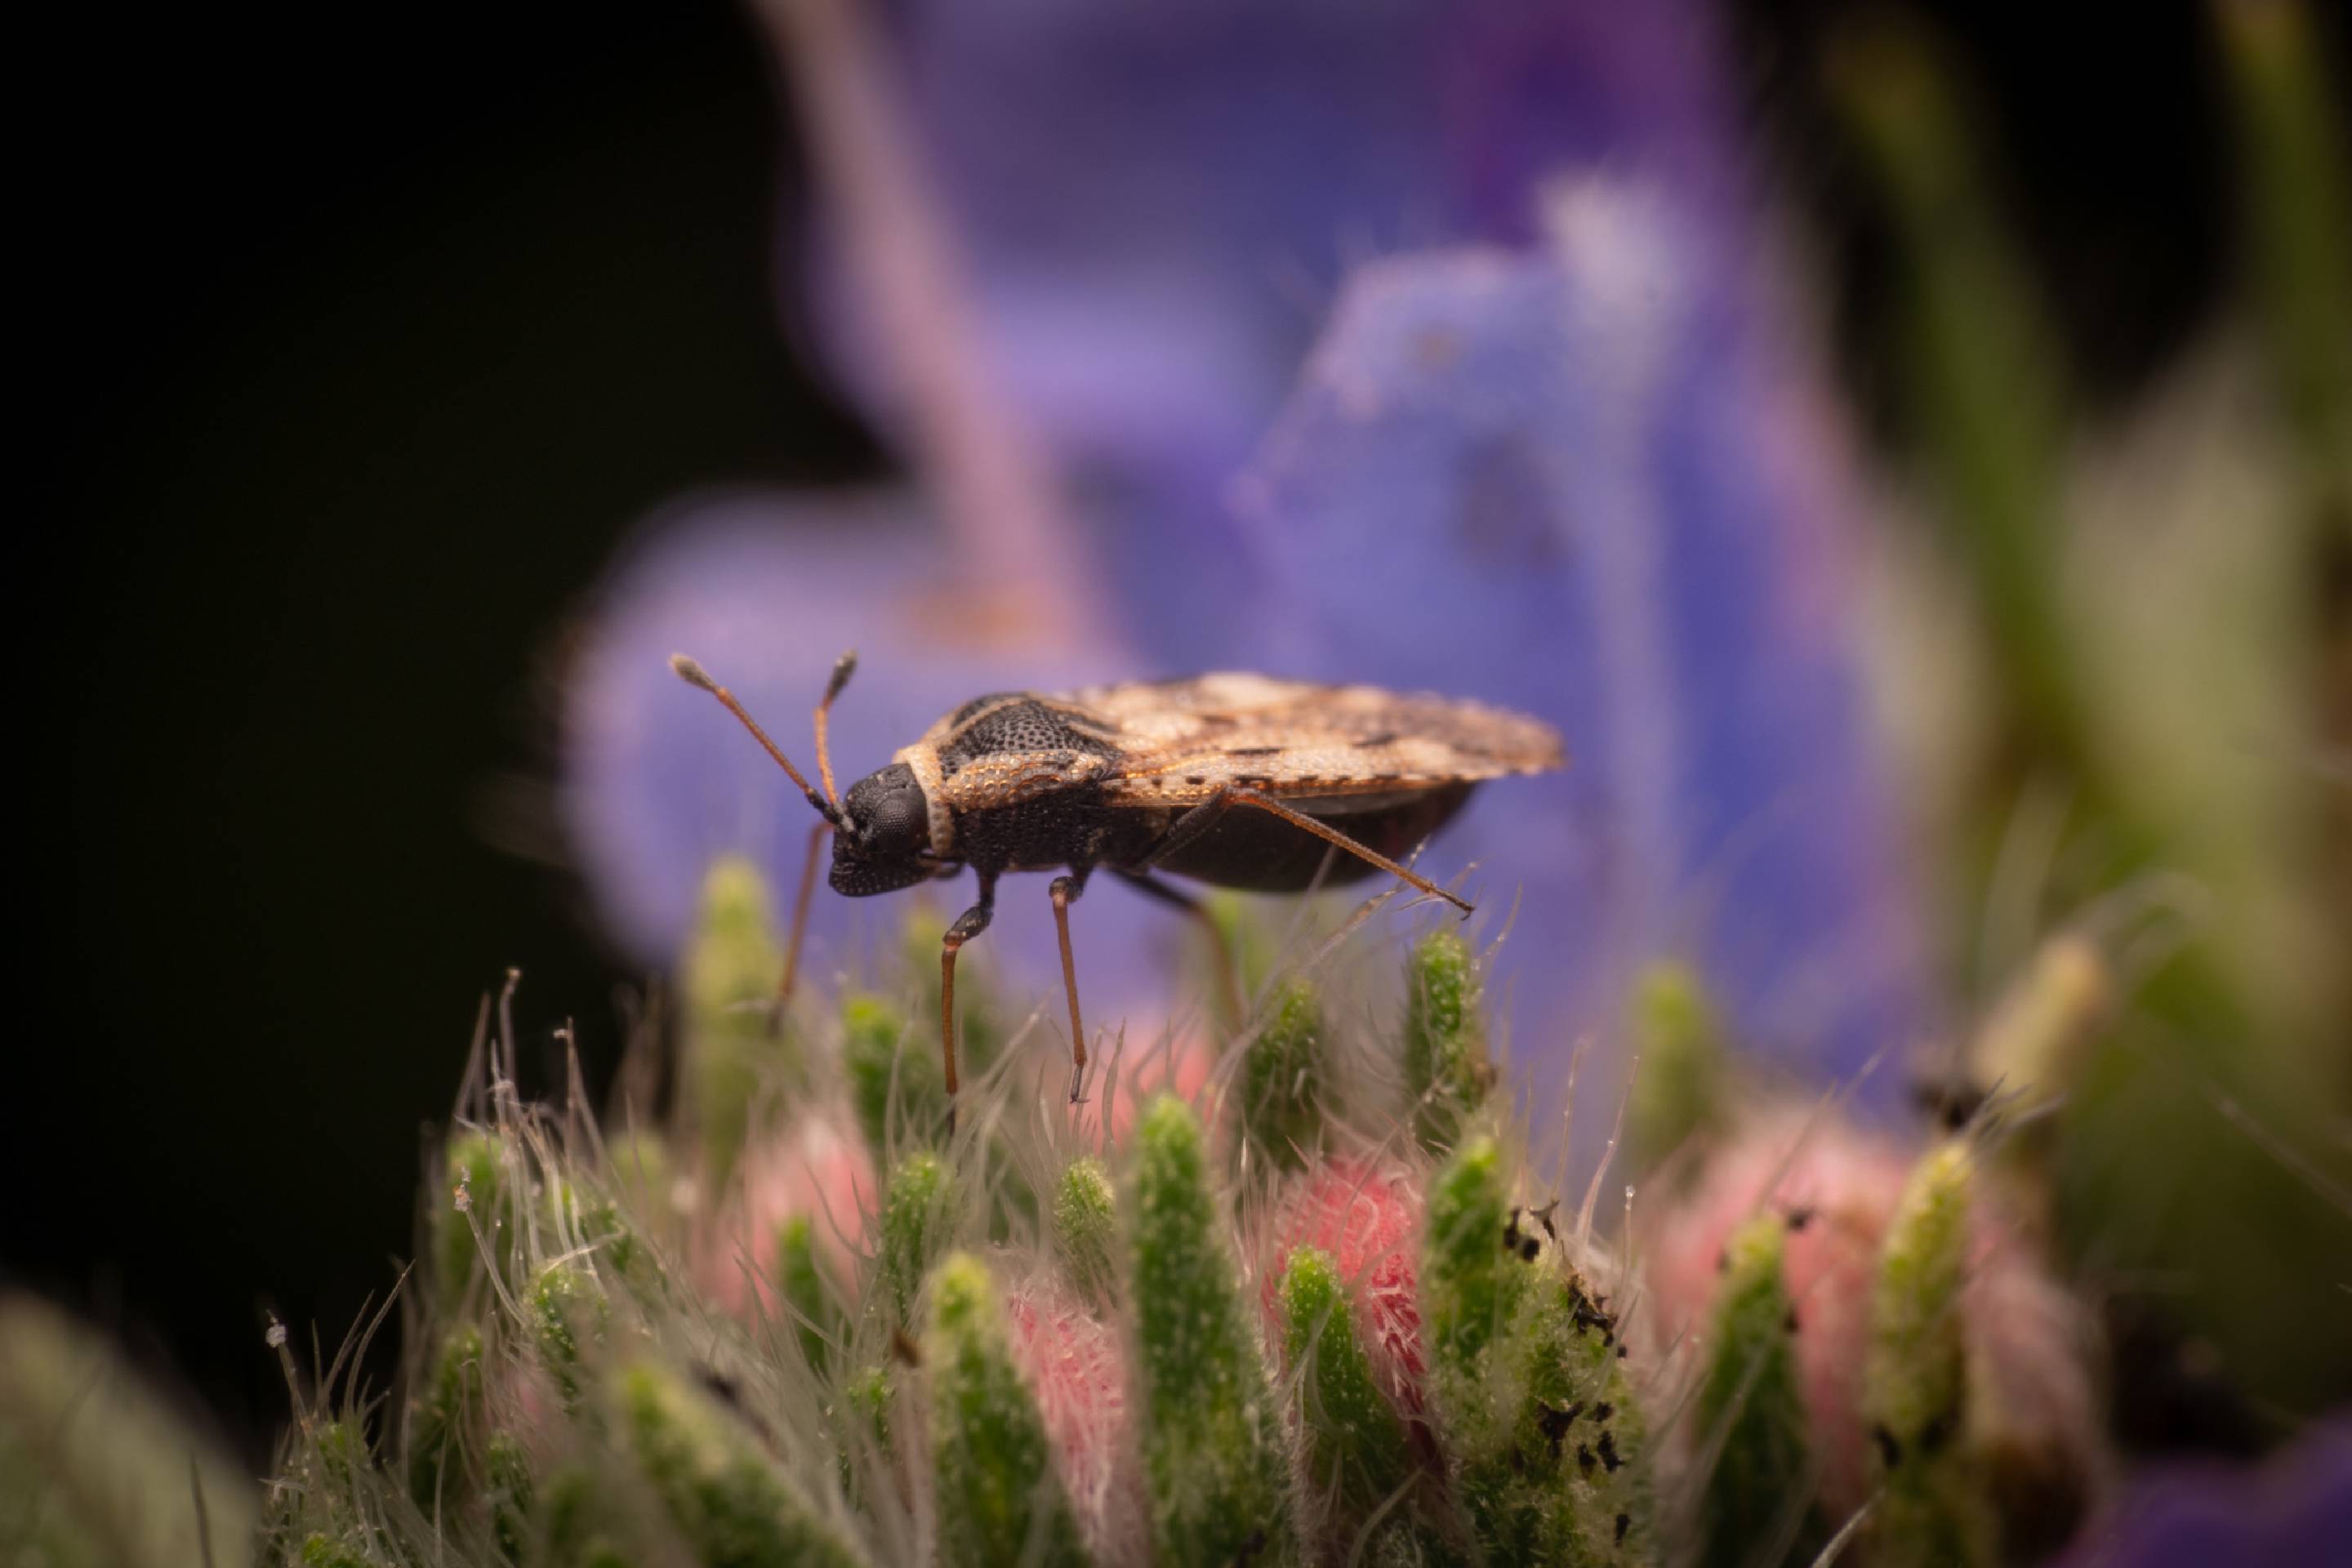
[
  {"xmin": 1143, "ymin": 785, "xmax": 1473, "ymax": 915},
  {"xmin": 772, "ymin": 817, "xmax": 833, "ymax": 1027},
  {"xmin": 1048, "ymin": 866, "xmax": 1094, "ymax": 1104},
  {"xmin": 939, "ymin": 873, "xmax": 999, "ymax": 1121},
  {"xmin": 1109, "ymin": 867, "xmax": 1246, "ymax": 1036}
]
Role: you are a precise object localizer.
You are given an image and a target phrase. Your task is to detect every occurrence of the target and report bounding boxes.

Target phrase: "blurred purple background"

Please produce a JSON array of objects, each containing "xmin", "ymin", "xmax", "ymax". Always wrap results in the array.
[{"xmin": 564, "ymin": 0, "xmax": 1923, "ymax": 1118}]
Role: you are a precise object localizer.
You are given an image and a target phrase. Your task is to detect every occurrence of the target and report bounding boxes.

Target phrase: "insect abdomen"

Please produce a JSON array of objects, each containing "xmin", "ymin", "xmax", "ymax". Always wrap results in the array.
[{"xmin": 1144, "ymin": 784, "xmax": 1475, "ymax": 892}]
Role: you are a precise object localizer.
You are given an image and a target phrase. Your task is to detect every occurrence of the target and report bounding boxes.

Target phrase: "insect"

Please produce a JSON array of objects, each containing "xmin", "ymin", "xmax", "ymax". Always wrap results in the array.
[{"xmin": 670, "ymin": 653, "xmax": 1563, "ymax": 1111}]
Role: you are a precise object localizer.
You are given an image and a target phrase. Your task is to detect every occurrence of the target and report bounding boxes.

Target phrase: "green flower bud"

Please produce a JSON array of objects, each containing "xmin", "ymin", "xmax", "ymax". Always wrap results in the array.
[
  {"xmin": 1867, "ymin": 1142, "xmax": 1994, "ymax": 1568},
  {"xmin": 406, "ymin": 1324, "xmax": 487, "ymax": 1514},
  {"xmin": 1281, "ymin": 1246, "xmax": 1409, "ymax": 1519},
  {"xmin": 1967, "ymin": 933, "xmax": 2109, "ymax": 1155},
  {"xmin": 296, "ymin": 1531, "xmax": 386, "ymax": 1568},
  {"xmin": 1403, "ymin": 932, "xmax": 1492, "ymax": 1153},
  {"xmin": 435, "ymin": 1130, "xmax": 516, "ymax": 1315},
  {"xmin": 530, "ymin": 1262, "xmax": 608, "ymax": 1409},
  {"xmin": 1422, "ymin": 1137, "xmax": 1522, "ymax": 1400},
  {"xmin": 684, "ymin": 855, "xmax": 794, "ymax": 1186},
  {"xmin": 1423, "ymin": 1138, "xmax": 1651, "ymax": 1561},
  {"xmin": 1626, "ymin": 960, "xmax": 1728, "ymax": 1175},
  {"xmin": 1128, "ymin": 1096, "xmax": 1293, "ymax": 1566},
  {"xmin": 1240, "ymin": 978, "xmax": 1330, "ymax": 1172},
  {"xmin": 535, "ymin": 1464, "xmax": 630, "ymax": 1568},
  {"xmin": 844, "ymin": 991, "xmax": 942, "ymax": 1152},
  {"xmin": 880, "ymin": 1152, "xmax": 959, "ymax": 1327},
  {"xmin": 925, "ymin": 1252, "xmax": 1092, "ymax": 1568},
  {"xmin": 613, "ymin": 1357, "xmax": 868, "ymax": 1567},
  {"xmin": 484, "ymin": 1430, "xmax": 532, "ymax": 1566},
  {"xmin": 1199, "ymin": 893, "xmax": 1280, "ymax": 1034},
  {"xmin": 779, "ymin": 1214, "xmax": 844, "ymax": 1370},
  {"xmin": 1051, "ymin": 1156, "xmax": 1120, "ymax": 1311},
  {"xmin": 1693, "ymin": 1216, "xmax": 1824, "ymax": 1567}
]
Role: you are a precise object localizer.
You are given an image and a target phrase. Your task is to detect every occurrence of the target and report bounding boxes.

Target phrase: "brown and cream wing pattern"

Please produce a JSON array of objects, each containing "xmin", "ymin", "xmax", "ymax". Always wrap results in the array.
[{"xmin": 1056, "ymin": 672, "xmax": 1566, "ymax": 808}]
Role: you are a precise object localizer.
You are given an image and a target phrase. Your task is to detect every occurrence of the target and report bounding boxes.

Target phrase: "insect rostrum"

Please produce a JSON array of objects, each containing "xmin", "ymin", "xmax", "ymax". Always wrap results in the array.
[{"xmin": 670, "ymin": 655, "xmax": 1563, "ymax": 1109}]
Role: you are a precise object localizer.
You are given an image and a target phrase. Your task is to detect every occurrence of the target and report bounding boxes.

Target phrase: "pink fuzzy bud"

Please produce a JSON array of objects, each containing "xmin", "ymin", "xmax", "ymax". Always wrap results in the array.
[
  {"xmin": 1001, "ymin": 1277, "xmax": 1149, "ymax": 1564},
  {"xmin": 1644, "ymin": 1108, "xmax": 2102, "ymax": 1533},
  {"xmin": 697, "ymin": 1102, "xmax": 876, "ymax": 1318},
  {"xmin": 1074, "ymin": 1027, "xmax": 1220, "ymax": 1147},
  {"xmin": 1257, "ymin": 1156, "xmax": 1428, "ymax": 1419}
]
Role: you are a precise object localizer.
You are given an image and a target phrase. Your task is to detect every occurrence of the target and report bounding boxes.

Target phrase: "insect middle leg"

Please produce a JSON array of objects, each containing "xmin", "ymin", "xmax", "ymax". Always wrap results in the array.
[
  {"xmin": 939, "ymin": 872, "xmax": 998, "ymax": 1119},
  {"xmin": 1143, "ymin": 785, "xmax": 1473, "ymax": 915},
  {"xmin": 1109, "ymin": 867, "xmax": 1247, "ymax": 1034},
  {"xmin": 1048, "ymin": 866, "xmax": 1093, "ymax": 1103}
]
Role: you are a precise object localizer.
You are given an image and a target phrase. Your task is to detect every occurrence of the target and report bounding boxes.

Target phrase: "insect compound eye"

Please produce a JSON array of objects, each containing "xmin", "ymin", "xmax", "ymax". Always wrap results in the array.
[
  {"xmin": 865, "ymin": 786, "xmax": 926, "ymax": 854},
  {"xmin": 844, "ymin": 762, "xmax": 930, "ymax": 859}
]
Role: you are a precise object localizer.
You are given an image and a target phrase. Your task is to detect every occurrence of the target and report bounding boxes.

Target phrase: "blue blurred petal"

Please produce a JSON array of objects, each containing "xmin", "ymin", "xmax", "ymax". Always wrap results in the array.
[
  {"xmin": 2062, "ymin": 1420, "xmax": 2351, "ymax": 1568},
  {"xmin": 804, "ymin": 0, "xmax": 1752, "ymax": 661},
  {"xmin": 1230, "ymin": 182, "xmax": 1927, "ymax": 1099}
]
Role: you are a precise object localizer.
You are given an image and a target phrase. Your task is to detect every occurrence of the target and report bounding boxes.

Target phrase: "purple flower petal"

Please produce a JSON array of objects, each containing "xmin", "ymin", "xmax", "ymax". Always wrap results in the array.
[
  {"xmin": 794, "ymin": 0, "xmax": 1756, "ymax": 662},
  {"xmin": 1231, "ymin": 182, "xmax": 1927, "ymax": 1101},
  {"xmin": 2062, "ymin": 1419, "xmax": 2352, "ymax": 1568}
]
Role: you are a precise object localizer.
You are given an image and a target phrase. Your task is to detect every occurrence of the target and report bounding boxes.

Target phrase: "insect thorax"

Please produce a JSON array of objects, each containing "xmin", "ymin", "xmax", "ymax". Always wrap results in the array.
[
  {"xmin": 949, "ymin": 790, "xmax": 1169, "ymax": 876},
  {"xmin": 912, "ymin": 696, "xmax": 1145, "ymax": 873},
  {"xmin": 933, "ymin": 697, "xmax": 1120, "ymax": 775}
]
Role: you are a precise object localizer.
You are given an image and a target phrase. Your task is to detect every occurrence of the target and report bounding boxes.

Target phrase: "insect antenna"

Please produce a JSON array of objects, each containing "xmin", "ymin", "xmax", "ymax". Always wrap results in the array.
[
  {"xmin": 813, "ymin": 649, "xmax": 857, "ymax": 814},
  {"xmin": 669, "ymin": 654, "xmax": 847, "ymax": 829}
]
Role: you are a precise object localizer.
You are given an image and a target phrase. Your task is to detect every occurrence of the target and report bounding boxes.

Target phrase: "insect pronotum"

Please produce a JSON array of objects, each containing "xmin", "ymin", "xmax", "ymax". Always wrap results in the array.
[{"xmin": 670, "ymin": 653, "xmax": 1564, "ymax": 1113}]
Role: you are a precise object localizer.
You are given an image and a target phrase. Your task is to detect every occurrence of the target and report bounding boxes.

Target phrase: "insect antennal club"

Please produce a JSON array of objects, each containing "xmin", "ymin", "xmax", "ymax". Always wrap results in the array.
[
  {"xmin": 668, "ymin": 652, "xmax": 846, "ymax": 828},
  {"xmin": 666, "ymin": 652, "xmax": 721, "ymax": 693},
  {"xmin": 813, "ymin": 648, "xmax": 858, "ymax": 815}
]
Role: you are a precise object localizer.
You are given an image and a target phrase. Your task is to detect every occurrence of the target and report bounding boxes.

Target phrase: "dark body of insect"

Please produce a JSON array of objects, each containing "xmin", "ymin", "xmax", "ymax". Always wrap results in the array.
[{"xmin": 671, "ymin": 660, "xmax": 1563, "ymax": 1111}]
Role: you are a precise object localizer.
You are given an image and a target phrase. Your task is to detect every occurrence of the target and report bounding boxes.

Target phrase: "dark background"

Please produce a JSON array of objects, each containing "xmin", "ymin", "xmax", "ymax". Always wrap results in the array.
[{"xmin": 18, "ymin": 0, "xmax": 2253, "ymax": 1468}]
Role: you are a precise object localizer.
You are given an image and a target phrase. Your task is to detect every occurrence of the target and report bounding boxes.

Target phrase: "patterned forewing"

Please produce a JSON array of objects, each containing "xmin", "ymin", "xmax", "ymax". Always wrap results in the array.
[{"xmin": 1058, "ymin": 673, "xmax": 1564, "ymax": 807}]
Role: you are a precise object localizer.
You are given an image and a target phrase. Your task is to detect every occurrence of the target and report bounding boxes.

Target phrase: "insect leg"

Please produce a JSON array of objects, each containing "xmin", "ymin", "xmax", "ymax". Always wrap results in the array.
[
  {"xmin": 772, "ymin": 817, "xmax": 833, "ymax": 1027},
  {"xmin": 1108, "ymin": 868, "xmax": 1245, "ymax": 1034},
  {"xmin": 939, "ymin": 873, "xmax": 998, "ymax": 1122},
  {"xmin": 1144, "ymin": 786, "xmax": 1473, "ymax": 915},
  {"xmin": 1048, "ymin": 866, "xmax": 1094, "ymax": 1104}
]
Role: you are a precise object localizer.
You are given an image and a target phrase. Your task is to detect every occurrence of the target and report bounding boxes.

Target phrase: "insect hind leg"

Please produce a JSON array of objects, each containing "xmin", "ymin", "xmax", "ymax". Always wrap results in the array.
[
  {"xmin": 1143, "ymin": 785, "xmax": 1472, "ymax": 915},
  {"xmin": 1049, "ymin": 867, "xmax": 1093, "ymax": 1104}
]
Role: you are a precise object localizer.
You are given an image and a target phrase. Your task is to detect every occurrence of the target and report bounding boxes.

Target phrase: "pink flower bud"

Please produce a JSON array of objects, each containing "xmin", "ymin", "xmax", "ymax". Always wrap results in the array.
[
  {"xmin": 697, "ymin": 1103, "xmax": 876, "ymax": 1318},
  {"xmin": 1074, "ymin": 1027, "xmax": 1219, "ymax": 1147},
  {"xmin": 1257, "ymin": 1155, "xmax": 1428, "ymax": 1419},
  {"xmin": 1644, "ymin": 1108, "xmax": 2101, "ymax": 1530},
  {"xmin": 1001, "ymin": 1277, "xmax": 1148, "ymax": 1564}
]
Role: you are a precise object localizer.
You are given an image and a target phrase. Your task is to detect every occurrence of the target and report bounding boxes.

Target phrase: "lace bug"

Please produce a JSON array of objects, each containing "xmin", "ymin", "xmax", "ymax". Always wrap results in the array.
[{"xmin": 671, "ymin": 654, "xmax": 1563, "ymax": 1112}]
